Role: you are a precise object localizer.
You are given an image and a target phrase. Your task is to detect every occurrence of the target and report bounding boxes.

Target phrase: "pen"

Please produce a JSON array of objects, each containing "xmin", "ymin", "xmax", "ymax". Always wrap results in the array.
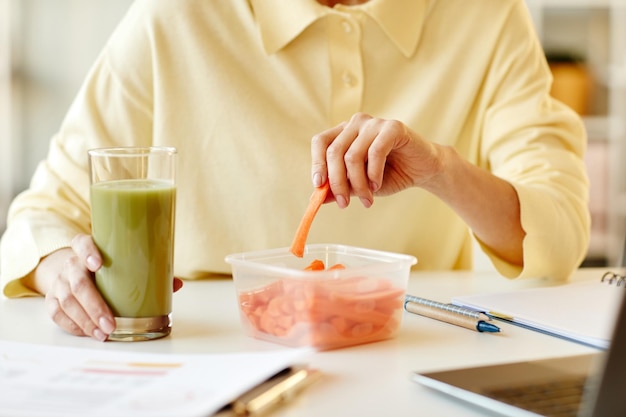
[
  {"xmin": 231, "ymin": 366, "xmax": 321, "ymax": 416},
  {"xmin": 405, "ymin": 294, "xmax": 492, "ymax": 322},
  {"xmin": 404, "ymin": 299, "xmax": 500, "ymax": 333}
]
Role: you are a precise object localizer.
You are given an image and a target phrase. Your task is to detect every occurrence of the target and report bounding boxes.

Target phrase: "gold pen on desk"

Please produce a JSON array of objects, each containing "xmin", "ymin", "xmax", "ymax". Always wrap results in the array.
[
  {"xmin": 230, "ymin": 366, "xmax": 321, "ymax": 416},
  {"xmin": 404, "ymin": 297, "xmax": 501, "ymax": 333}
]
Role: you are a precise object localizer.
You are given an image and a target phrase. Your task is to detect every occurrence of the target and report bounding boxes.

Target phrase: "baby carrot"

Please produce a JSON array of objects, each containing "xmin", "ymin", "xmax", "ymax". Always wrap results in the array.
[
  {"xmin": 304, "ymin": 259, "xmax": 326, "ymax": 271},
  {"xmin": 290, "ymin": 182, "xmax": 330, "ymax": 257}
]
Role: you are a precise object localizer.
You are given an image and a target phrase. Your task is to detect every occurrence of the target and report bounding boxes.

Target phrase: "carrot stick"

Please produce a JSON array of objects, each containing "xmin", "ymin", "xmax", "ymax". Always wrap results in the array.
[{"xmin": 290, "ymin": 182, "xmax": 330, "ymax": 257}]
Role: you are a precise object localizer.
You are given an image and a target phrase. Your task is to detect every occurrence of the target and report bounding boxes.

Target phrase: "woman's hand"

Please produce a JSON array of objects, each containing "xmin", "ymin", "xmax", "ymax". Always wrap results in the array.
[
  {"xmin": 310, "ymin": 112, "xmax": 525, "ymax": 266},
  {"xmin": 310, "ymin": 112, "xmax": 441, "ymax": 208},
  {"xmin": 24, "ymin": 235, "xmax": 115, "ymax": 341},
  {"xmin": 24, "ymin": 234, "xmax": 183, "ymax": 341}
]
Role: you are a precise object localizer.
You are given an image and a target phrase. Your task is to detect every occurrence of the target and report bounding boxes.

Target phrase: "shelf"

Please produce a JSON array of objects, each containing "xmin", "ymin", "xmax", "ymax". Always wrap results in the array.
[{"xmin": 609, "ymin": 65, "xmax": 626, "ymax": 89}]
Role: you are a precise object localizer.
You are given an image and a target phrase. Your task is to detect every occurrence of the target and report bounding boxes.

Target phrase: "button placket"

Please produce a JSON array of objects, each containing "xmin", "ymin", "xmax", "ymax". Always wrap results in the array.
[
  {"xmin": 328, "ymin": 15, "xmax": 363, "ymax": 124},
  {"xmin": 342, "ymin": 71, "xmax": 356, "ymax": 87},
  {"xmin": 341, "ymin": 19, "xmax": 352, "ymax": 34}
]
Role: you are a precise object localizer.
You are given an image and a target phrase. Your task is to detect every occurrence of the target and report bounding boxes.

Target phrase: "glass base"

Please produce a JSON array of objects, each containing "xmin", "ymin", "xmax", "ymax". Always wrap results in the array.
[{"xmin": 108, "ymin": 315, "xmax": 171, "ymax": 342}]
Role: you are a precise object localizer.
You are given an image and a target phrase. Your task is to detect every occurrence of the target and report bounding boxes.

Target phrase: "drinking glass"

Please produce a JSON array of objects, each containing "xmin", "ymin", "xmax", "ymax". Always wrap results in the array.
[{"xmin": 88, "ymin": 146, "xmax": 176, "ymax": 341}]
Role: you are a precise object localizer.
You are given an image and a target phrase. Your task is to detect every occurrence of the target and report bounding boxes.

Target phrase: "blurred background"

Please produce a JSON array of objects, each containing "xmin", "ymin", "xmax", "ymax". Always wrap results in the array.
[
  {"xmin": 0, "ymin": 0, "xmax": 131, "ymax": 226},
  {"xmin": 1, "ymin": 0, "xmax": 625, "ymax": 269}
]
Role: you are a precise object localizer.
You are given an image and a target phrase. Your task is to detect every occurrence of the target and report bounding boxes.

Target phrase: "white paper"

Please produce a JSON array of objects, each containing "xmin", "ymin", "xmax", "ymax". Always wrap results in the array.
[
  {"xmin": 453, "ymin": 279, "xmax": 625, "ymax": 349},
  {"xmin": 0, "ymin": 341, "xmax": 311, "ymax": 417}
]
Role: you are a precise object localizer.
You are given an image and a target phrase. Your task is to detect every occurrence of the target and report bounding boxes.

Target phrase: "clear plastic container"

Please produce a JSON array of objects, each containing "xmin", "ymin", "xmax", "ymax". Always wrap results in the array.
[{"xmin": 225, "ymin": 244, "xmax": 417, "ymax": 350}]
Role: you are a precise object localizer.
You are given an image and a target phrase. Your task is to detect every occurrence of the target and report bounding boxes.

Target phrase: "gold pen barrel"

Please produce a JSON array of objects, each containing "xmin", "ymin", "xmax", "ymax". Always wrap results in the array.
[{"xmin": 232, "ymin": 367, "xmax": 321, "ymax": 416}]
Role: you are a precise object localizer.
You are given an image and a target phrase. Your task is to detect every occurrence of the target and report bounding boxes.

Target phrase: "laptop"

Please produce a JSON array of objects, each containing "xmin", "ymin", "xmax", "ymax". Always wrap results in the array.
[{"xmin": 412, "ymin": 288, "xmax": 626, "ymax": 417}]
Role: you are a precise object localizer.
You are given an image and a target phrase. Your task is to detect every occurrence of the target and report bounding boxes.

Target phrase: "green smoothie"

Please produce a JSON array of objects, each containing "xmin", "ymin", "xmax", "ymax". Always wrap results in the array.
[{"xmin": 90, "ymin": 179, "xmax": 176, "ymax": 318}]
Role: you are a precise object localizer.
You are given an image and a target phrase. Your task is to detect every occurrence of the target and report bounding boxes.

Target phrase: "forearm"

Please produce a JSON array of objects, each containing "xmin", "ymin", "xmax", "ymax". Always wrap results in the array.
[{"xmin": 422, "ymin": 145, "xmax": 525, "ymax": 266}]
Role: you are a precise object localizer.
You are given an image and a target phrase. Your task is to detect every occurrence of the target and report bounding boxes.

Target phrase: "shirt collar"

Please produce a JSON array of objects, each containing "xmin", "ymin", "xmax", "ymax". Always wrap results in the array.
[{"xmin": 250, "ymin": 0, "xmax": 430, "ymax": 58}]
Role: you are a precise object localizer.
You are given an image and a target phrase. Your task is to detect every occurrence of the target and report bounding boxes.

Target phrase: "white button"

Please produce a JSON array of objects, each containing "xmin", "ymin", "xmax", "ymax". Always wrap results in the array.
[
  {"xmin": 342, "ymin": 71, "xmax": 357, "ymax": 87},
  {"xmin": 341, "ymin": 20, "xmax": 352, "ymax": 34}
]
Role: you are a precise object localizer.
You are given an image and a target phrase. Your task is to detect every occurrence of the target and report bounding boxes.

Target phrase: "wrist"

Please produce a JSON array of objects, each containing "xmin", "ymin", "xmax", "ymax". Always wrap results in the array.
[
  {"xmin": 24, "ymin": 247, "xmax": 73, "ymax": 295},
  {"xmin": 418, "ymin": 144, "xmax": 460, "ymax": 197}
]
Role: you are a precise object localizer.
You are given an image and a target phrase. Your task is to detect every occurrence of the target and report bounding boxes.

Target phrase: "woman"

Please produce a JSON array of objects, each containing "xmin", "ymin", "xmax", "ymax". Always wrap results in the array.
[{"xmin": 0, "ymin": 0, "xmax": 589, "ymax": 341}]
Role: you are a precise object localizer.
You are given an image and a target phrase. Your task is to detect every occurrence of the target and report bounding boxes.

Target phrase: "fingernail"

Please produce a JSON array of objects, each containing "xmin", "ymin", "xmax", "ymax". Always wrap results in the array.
[
  {"xmin": 313, "ymin": 172, "xmax": 323, "ymax": 188},
  {"xmin": 359, "ymin": 197, "xmax": 372, "ymax": 208},
  {"xmin": 93, "ymin": 328, "xmax": 107, "ymax": 342},
  {"xmin": 369, "ymin": 181, "xmax": 379, "ymax": 192},
  {"xmin": 87, "ymin": 255, "xmax": 99, "ymax": 270},
  {"xmin": 336, "ymin": 195, "xmax": 348, "ymax": 208},
  {"xmin": 99, "ymin": 317, "xmax": 116, "ymax": 334}
]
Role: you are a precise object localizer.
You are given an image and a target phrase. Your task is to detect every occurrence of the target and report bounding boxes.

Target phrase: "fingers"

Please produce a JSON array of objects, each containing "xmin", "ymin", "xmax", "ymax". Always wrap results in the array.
[
  {"xmin": 173, "ymin": 277, "xmax": 184, "ymax": 292},
  {"xmin": 330, "ymin": 118, "xmax": 374, "ymax": 208},
  {"xmin": 311, "ymin": 123, "xmax": 344, "ymax": 188},
  {"xmin": 311, "ymin": 113, "xmax": 397, "ymax": 208},
  {"xmin": 71, "ymin": 234, "xmax": 103, "ymax": 272},
  {"xmin": 39, "ymin": 238, "xmax": 115, "ymax": 341},
  {"xmin": 45, "ymin": 253, "xmax": 116, "ymax": 341}
]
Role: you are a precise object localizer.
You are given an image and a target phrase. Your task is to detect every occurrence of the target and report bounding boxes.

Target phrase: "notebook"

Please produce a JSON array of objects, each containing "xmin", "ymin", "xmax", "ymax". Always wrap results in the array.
[
  {"xmin": 450, "ymin": 271, "xmax": 626, "ymax": 349},
  {"xmin": 411, "ymin": 275, "xmax": 626, "ymax": 417}
]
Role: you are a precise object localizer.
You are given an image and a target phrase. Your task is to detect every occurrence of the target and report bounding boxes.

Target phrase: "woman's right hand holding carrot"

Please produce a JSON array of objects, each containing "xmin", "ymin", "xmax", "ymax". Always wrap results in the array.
[
  {"xmin": 310, "ymin": 112, "xmax": 526, "ymax": 267},
  {"xmin": 310, "ymin": 112, "xmax": 438, "ymax": 209}
]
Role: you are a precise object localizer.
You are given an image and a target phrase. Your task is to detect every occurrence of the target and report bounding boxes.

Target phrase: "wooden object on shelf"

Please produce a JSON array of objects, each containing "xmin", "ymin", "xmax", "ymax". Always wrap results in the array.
[{"xmin": 548, "ymin": 56, "xmax": 593, "ymax": 115}]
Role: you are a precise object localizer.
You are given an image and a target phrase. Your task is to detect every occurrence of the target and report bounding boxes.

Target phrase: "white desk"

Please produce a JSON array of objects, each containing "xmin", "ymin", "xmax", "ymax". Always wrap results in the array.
[{"xmin": 0, "ymin": 268, "xmax": 611, "ymax": 416}]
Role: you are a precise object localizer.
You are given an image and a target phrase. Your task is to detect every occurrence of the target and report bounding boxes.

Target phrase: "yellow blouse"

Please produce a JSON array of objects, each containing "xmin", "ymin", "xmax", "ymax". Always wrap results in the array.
[{"xmin": 1, "ymin": 0, "xmax": 590, "ymax": 297}]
